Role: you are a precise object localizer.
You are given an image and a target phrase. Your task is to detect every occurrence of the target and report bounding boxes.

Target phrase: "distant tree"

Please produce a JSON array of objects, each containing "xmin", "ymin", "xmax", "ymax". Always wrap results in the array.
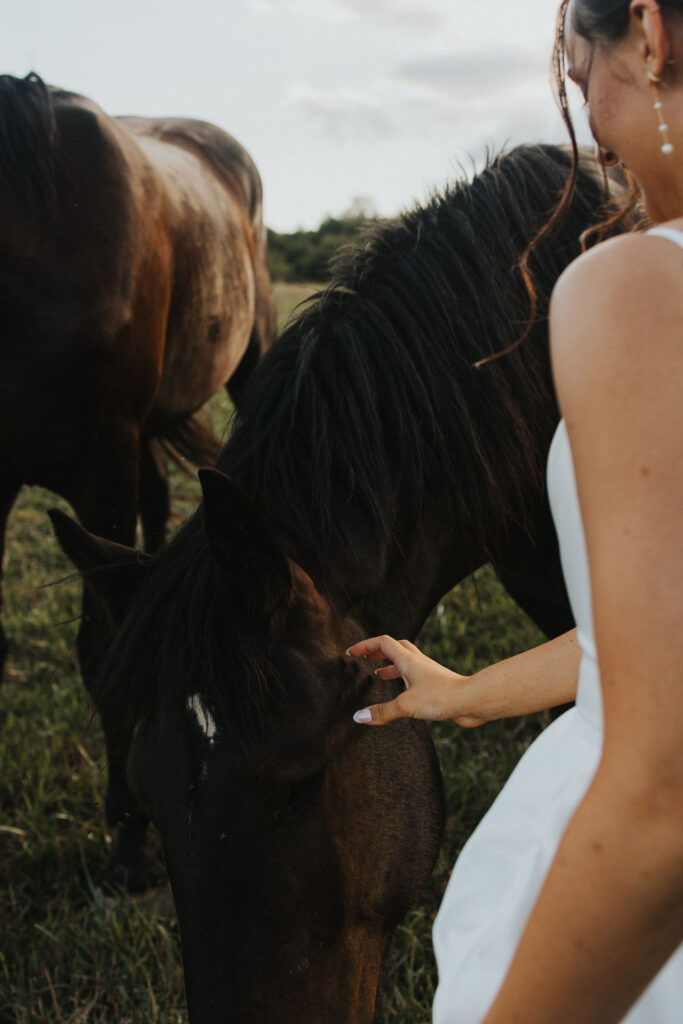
[{"xmin": 267, "ymin": 198, "xmax": 382, "ymax": 283}]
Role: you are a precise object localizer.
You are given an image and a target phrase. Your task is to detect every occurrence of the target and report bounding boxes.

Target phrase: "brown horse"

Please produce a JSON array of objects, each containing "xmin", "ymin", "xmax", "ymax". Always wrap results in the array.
[
  {"xmin": 0, "ymin": 72, "xmax": 276, "ymax": 887},
  {"xmin": 54, "ymin": 146, "xmax": 637, "ymax": 1020}
]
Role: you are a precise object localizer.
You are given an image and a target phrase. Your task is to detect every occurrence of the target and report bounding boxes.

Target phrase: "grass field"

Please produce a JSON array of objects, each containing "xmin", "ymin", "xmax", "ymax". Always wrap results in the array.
[{"xmin": 0, "ymin": 282, "xmax": 547, "ymax": 1023}]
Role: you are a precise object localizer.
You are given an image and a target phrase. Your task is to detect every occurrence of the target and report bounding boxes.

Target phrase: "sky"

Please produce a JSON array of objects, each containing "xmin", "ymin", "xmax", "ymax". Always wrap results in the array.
[{"xmin": 3, "ymin": 0, "xmax": 591, "ymax": 231}]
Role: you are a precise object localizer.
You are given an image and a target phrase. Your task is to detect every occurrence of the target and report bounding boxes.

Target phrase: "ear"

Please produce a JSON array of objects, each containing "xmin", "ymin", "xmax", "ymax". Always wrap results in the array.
[
  {"xmin": 198, "ymin": 468, "xmax": 292, "ymax": 623},
  {"xmin": 631, "ymin": 1, "xmax": 672, "ymax": 79},
  {"xmin": 48, "ymin": 508, "xmax": 152, "ymax": 624}
]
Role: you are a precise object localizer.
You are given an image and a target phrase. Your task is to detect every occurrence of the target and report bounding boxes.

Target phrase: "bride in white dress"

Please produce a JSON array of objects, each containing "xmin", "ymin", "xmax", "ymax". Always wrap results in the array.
[{"xmin": 348, "ymin": 1, "xmax": 683, "ymax": 1021}]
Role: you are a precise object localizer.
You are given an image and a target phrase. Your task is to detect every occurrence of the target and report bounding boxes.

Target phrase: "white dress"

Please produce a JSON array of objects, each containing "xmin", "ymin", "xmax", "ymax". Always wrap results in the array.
[{"xmin": 432, "ymin": 226, "xmax": 683, "ymax": 1024}]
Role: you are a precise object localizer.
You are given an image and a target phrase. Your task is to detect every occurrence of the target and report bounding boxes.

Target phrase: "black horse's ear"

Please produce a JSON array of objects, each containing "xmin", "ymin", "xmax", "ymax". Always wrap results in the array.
[
  {"xmin": 48, "ymin": 508, "xmax": 152, "ymax": 624},
  {"xmin": 198, "ymin": 468, "xmax": 291, "ymax": 621}
]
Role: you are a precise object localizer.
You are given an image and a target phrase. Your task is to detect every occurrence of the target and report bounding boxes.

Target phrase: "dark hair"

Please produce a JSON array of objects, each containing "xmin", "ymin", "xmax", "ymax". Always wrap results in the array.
[
  {"xmin": 507, "ymin": 0, "xmax": 683, "ymax": 361},
  {"xmin": 571, "ymin": 0, "xmax": 633, "ymax": 39},
  {"xmin": 572, "ymin": 0, "xmax": 683, "ymax": 41}
]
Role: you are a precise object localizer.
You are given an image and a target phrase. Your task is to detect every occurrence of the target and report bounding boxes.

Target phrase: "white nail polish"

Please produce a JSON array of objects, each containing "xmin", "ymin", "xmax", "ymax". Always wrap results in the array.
[{"xmin": 353, "ymin": 709, "xmax": 372, "ymax": 724}]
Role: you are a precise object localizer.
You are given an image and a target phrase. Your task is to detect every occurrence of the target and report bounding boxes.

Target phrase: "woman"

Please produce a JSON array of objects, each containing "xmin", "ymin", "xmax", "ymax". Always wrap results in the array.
[{"xmin": 348, "ymin": 1, "xmax": 683, "ymax": 1021}]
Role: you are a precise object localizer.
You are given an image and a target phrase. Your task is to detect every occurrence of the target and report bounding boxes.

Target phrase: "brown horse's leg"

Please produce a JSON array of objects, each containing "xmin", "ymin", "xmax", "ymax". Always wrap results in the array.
[
  {"xmin": 226, "ymin": 257, "xmax": 277, "ymax": 409},
  {"xmin": 0, "ymin": 476, "xmax": 21, "ymax": 682},
  {"xmin": 139, "ymin": 440, "xmax": 169, "ymax": 554},
  {"xmin": 71, "ymin": 425, "xmax": 164, "ymax": 892}
]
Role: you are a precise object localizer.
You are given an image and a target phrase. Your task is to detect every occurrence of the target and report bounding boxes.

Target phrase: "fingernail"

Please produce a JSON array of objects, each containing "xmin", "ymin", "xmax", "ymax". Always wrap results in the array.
[{"xmin": 353, "ymin": 708, "xmax": 372, "ymax": 724}]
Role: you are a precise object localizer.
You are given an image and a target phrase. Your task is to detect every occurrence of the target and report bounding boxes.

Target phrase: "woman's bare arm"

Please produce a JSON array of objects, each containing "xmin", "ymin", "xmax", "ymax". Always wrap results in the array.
[{"xmin": 348, "ymin": 627, "xmax": 580, "ymax": 727}]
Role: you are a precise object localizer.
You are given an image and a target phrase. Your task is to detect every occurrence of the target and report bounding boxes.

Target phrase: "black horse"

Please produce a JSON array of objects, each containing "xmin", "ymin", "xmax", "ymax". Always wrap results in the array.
[{"xmin": 54, "ymin": 145, "xmax": 636, "ymax": 1023}]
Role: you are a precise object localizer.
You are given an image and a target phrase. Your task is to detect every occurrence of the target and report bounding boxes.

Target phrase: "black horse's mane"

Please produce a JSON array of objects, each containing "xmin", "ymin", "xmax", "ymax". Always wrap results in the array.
[
  {"xmin": 98, "ymin": 144, "xmax": 620, "ymax": 730},
  {"xmin": 0, "ymin": 72, "xmax": 58, "ymax": 217},
  {"xmin": 221, "ymin": 144, "xmax": 608, "ymax": 573}
]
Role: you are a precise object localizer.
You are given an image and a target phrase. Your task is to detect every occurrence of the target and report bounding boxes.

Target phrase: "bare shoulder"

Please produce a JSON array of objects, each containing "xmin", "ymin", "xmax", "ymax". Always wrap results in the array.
[
  {"xmin": 550, "ymin": 229, "xmax": 683, "ymax": 327},
  {"xmin": 549, "ymin": 230, "xmax": 683, "ymax": 414}
]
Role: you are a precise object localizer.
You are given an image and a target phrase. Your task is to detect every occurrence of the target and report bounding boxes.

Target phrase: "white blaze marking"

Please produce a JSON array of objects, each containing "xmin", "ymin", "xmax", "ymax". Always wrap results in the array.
[{"xmin": 187, "ymin": 694, "xmax": 217, "ymax": 744}]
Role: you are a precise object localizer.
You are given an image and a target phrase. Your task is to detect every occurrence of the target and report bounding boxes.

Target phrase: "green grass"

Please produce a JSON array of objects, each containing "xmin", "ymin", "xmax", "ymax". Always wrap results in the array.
[{"xmin": 0, "ymin": 282, "xmax": 547, "ymax": 1022}]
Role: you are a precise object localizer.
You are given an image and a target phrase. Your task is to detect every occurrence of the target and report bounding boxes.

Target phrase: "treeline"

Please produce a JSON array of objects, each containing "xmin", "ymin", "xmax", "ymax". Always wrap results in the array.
[{"xmin": 267, "ymin": 201, "xmax": 382, "ymax": 283}]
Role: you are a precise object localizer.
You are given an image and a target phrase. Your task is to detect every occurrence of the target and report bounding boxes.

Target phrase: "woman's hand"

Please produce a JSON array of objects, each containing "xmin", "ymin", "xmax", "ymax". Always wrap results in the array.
[
  {"xmin": 348, "ymin": 628, "xmax": 581, "ymax": 728},
  {"xmin": 347, "ymin": 635, "xmax": 484, "ymax": 727}
]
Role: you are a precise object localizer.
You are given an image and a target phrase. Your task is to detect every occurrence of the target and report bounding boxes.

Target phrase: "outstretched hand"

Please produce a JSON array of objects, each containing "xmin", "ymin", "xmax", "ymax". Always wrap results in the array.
[{"xmin": 347, "ymin": 635, "xmax": 483, "ymax": 727}]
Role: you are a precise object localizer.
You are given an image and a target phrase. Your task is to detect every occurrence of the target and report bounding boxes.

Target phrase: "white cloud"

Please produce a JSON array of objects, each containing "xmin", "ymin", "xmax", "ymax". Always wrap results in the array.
[
  {"xmin": 251, "ymin": 0, "xmax": 445, "ymax": 30},
  {"xmin": 249, "ymin": 0, "xmax": 348, "ymax": 21},
  {"xmin": 287, "ymin": 83, "xmax": 395, "ymax": 139},
  {"xmin": 337, "ymin": 0, "xmax": 446, "ymax": 30},
  {"xmin": 396, "ymin": 51, "xmax": 545, "ymax": 103}
]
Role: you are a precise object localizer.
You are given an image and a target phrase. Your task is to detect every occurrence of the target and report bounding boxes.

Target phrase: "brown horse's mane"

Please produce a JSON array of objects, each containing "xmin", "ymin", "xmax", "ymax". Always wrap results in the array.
[{"xmin": 97, "ymin": 144, "xmax": 624, "ymax": 736}]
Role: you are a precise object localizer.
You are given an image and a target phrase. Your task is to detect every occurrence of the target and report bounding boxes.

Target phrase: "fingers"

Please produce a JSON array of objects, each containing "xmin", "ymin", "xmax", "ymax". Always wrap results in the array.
[
  {"xmin": 348, "ymin": 634, "xmax": 418, "ymax": 726},
  {"xmin": 397, "ymin": 638, "xmax": 419, "ymax": 653},
  {"xmin": 353, "ymin": 696, "xmax": 408, "ymax": 727},
  {"xmin": 374, "ymin": 665, "xmax": 403, "ymax": 681},
  {"xmin": 346, "ymin": 634, "xmax": 412, "ymax": 665}
]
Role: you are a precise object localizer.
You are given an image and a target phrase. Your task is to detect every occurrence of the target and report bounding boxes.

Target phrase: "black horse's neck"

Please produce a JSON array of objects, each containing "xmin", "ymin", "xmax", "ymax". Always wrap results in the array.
[
  {"xmin": 220, "ymin": 344, "xmax": 559, "ymax": 642},
  {"xmin": 268, "ymin": 487, "xmax": 482, "ymax": 641},
  {"xmin": 217, "ymin": 145, "xmax": 627, "ymax": 640},
  {"xmin": 255, "ymin": 447, "xmax": 563, "ymax": 643}
]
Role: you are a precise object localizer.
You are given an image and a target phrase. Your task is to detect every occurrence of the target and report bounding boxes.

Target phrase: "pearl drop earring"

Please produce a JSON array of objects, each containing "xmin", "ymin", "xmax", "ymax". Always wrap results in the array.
[{"xmin": 648, "ymin": 71, "xmax": 675, "ymax": 155}]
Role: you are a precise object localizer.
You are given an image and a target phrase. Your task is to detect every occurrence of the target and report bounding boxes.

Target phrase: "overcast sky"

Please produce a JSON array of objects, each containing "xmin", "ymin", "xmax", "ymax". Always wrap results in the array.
[{"xmin": 3, "ymin": 0, "xmax": 591, "ymax": 231}]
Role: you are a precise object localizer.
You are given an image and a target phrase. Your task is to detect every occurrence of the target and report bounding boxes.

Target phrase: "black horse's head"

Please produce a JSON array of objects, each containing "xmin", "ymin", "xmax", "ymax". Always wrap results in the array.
[{"xmin": 53, "ymin": 469, "xmax": 443, "ymax": 1023}]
